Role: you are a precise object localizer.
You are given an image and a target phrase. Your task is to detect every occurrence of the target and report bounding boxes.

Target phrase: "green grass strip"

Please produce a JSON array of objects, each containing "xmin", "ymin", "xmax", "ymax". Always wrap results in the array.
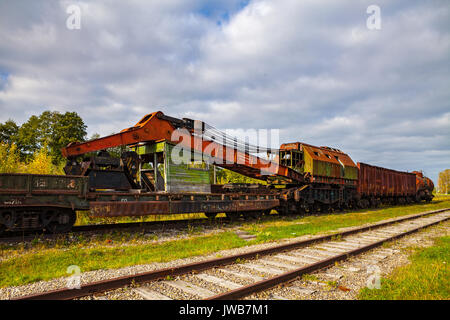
[
  {"xmin": 359, "ymin": 236, "xmax": 450, "ymax": 300},
  {"xmin": 0, "ymin": 232, "xmax": 246, "ymax": 287}
]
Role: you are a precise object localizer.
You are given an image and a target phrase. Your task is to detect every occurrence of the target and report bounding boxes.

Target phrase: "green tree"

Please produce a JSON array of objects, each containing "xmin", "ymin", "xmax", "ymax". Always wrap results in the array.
[
  {"xmin": 16, "ymin": 111, "xmax": 87, "ymax": 162},
  {"xmin": 0, "ymin": 120, "xmax": 19, "ymax": 145},
  {"xmin": 48, "ymin": 111, "xmax": 87, "ymax": 161},
  {"xmin": 15, "ymin": 115, "xmax": 40, "ymax": 157}
]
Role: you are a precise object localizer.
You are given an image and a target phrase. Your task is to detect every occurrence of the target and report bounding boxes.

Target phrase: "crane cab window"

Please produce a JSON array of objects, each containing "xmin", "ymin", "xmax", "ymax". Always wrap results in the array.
[{"xmin": 280, "ymin": 150, "xmax": 303, "ymax": 168}]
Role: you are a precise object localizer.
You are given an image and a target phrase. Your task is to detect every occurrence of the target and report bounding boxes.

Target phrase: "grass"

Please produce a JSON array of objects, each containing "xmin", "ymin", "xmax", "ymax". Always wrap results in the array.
[
  {"xmin": 0, "ymin": 231, "xmax": 247, "ymax": 287},
  {"xmin": 302, "ymin": 274, "xmax": 319, "ymax": 282},
  {"xmin": 359, "ymin": 236, "xmax": 450, "ymax": 300},
  {"xmin": 74, "ymin": 211, "xmax": 210, "ymax": 226},
  {"xmin": 301, "ymin": 274, "xmax": 337, "ymax": 289},
  {"xmin": 1, "ymin": 198, "xmax": 449, "ymax": 288}
]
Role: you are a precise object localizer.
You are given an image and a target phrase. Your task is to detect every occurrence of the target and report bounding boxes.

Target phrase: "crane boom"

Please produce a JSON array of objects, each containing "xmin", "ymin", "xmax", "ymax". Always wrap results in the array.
[{"xmin": 62, "ymin": 111, "xmax": 305, "ymax": 183}]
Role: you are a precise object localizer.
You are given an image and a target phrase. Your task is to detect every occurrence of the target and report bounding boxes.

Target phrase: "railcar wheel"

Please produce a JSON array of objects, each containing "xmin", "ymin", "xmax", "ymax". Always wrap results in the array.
[
  {"xmin": 204, "ymin": 213, "xmax": 217, "ymax": 219},
  {"xmin": 226, "ymin": 212, "xmax": 240, "ymax": 220},
  {"xmin": 303, "ymin": 204, "xmax": 312, "ymax": 214},
  {"xmin": 244, "ymin": 211, "xmax": 262, "ymax": 219},
  {"xmin": 370, "ymin": 198, "xmax": 378, "ymax": 208},
  {"xmin": 320, "ymin": 204, "xmax": 331, "ymax": 213},
  {"xmin": 357, "ymin": 200, "xmax": 366, "ymax": 209},
  {"xmin": 44, "ymin": 209, "xmax": 76, "ymax": 234},
  {"xmin": 295, "ymin": 204, "xmax": 307, "ymax": 215},
  {"xmin": 0, "ymin": 210, "xmax": 17, "ymax": 230},
  {"xmin": 310, "ymin": 203, "xmax": 320, "ymax": 214}
]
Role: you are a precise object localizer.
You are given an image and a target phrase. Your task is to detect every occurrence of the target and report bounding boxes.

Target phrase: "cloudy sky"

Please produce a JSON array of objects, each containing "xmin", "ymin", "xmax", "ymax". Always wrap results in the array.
[{"xmin": 0, "ymin": 0, "xmax": 449, "ymax": 184}]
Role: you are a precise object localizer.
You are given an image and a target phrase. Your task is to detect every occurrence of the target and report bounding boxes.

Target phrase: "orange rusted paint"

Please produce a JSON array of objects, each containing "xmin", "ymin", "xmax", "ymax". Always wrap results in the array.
[
  {"xmin": 62, "ymin": 111, "xmax": 305, "ymax": 183},
  {"xmin": 62, "ymin": 112, "xmax": 175, "ymax": 158},
  {"xmin": 357, "ymin": 162, "xmax": 416, "ymax": 197}
]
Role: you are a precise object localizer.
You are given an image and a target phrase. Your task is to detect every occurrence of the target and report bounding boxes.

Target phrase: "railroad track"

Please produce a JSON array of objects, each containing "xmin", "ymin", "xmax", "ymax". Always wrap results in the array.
[{"xmin": 12, "ymin": 208, "xmax": 449, "ymax": 300}]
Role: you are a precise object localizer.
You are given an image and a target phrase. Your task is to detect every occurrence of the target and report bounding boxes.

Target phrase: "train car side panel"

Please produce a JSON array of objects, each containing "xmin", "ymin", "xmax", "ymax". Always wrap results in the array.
[{"xmin": 357, "ymin": 163, "xmax": 416, "ymax": 199}]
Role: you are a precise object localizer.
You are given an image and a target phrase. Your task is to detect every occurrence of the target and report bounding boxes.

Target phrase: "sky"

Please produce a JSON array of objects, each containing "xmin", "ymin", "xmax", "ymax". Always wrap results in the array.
[{"xmin": 0, "ymin": 0, "xmax": 449, "ymax": 185}]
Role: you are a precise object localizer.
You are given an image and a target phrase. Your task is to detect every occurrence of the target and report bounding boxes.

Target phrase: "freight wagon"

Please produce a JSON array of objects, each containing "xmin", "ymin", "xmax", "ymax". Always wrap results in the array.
[
  {"xmin": 0, "ymin": 173, "xmax": 279, "ymax": 233},
  {"xmin": 0, "ymin": 173, "xmax": 89, "ymax": 233},
  {"xmin": 356, "ymin": 162, "xmax": 417, "ymax": 208}
]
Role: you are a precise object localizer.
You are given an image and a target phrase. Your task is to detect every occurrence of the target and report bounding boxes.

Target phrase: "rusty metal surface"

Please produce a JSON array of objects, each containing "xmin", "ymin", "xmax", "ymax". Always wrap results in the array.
[
  {"xmin": 0, "ymin": 173, "xmax": 88, "ymax": 196},
  {"xmin": 0, "ymin": 173, "xmax": 90, "ymax": 211},
  {"xmin": 90, "ymin": 198, "xmax": 280, "ymax": 217},
  {"xmin": 62, "ymin": 111, "xmax": 174, "ymax": 158},
  {"xmin": 279, "ymin": 142, "xmax": 358, "ymax": 185},
  {"xmin": 357, "ymin": 162, "xmax": 416, "ymax": 197},
  {"xmin": 13, "ymin": 208, "xmax": 448, "ymax": 300},
  {"xmin": 280, "ymin": 142, "xmax": 357, "ymax": 168},
  {"xmin": 413, "ymin": 171, "xmax": 434, "ymax": 193}
]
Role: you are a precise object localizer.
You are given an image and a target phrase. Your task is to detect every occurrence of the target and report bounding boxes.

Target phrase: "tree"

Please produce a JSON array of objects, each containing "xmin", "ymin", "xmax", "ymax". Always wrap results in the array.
[
  {"xmin": 0, "ymin": 120, "xmax": 19, "ymax": 145},
  {"xmin": 48, "ymin": 111, "xmax": 87, "ymax": 162},
  {"xmin": 24, "ymin": 146, "xmax": 63, "ymax": 175},
  {"xmin": 0, "ymin": 143, "xmax": 23, "ymax": 173},
  {"xmin": 16, "ymin": 111, "xmax": 87, "ymax": 162},
  {"xmin": 438, "ymin": 169, "xmax": 450, "ymax": 194},
  {"xmin": 15, "ymin": 115, "xmax": 41, "ymax": 157}
]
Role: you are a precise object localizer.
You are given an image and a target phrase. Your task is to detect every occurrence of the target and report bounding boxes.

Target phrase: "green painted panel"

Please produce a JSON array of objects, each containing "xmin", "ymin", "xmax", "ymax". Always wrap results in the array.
[
  {"xmin": 135, "ymin": 141, "xmax": 166, "ymax": 155},
  {"xmin": 164, "ymin": 143, "xmax": 211, "ymax": 193},
  {"xmin": 344, "ymin": 166, "xmax": 358, "ymax": 180},
  {"xmin": 303, "ymin": 150, "xmax": 357, "ymax": 181}
]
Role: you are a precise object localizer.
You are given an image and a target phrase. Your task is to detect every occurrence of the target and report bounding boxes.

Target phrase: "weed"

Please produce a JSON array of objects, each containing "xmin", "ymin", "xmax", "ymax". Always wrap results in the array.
[
  {"xmin": 359, "ymin": 236, "xmax": 450, "ymax": 300},
  {"xmin": 302, "ymin": 274, "xmax": 319, "ymax": 281}
]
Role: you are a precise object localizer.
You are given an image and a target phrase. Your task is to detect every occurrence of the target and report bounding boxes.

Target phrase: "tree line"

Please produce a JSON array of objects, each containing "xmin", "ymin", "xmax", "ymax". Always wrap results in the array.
[{"xmin": 0, "ymin": 111, "xmax": 87, "ymax": 174}]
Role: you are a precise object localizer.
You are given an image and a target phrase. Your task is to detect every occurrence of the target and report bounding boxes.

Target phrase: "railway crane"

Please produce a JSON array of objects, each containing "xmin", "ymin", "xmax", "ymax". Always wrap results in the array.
[{"xmin": 0, "ymin": 111, "xmax": 433, "ymax": 234}]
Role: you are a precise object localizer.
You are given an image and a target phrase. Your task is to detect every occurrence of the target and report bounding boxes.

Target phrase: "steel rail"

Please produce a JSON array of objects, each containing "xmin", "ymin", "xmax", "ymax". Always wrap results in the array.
[
  {"xmin": 207, "ymin": 213, "xmax": 450, "ymax": 299},
  {"xmin": 12, "ymin": 207, "xmax": 449, "ymax": 300}
]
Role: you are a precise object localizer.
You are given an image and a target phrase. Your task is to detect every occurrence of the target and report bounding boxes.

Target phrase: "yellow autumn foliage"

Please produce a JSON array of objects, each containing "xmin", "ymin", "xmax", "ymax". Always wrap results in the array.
[
  {"xmin": 0, "ymin": 142, "xmax": 63, "ymax": 175},
  {"xmin": 0, "ymin": 143, "xmax": 24, "ymax": 173},
  {"xmin": 24, "ymin": 147, "xmax": 63, "ymax": 175}
]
